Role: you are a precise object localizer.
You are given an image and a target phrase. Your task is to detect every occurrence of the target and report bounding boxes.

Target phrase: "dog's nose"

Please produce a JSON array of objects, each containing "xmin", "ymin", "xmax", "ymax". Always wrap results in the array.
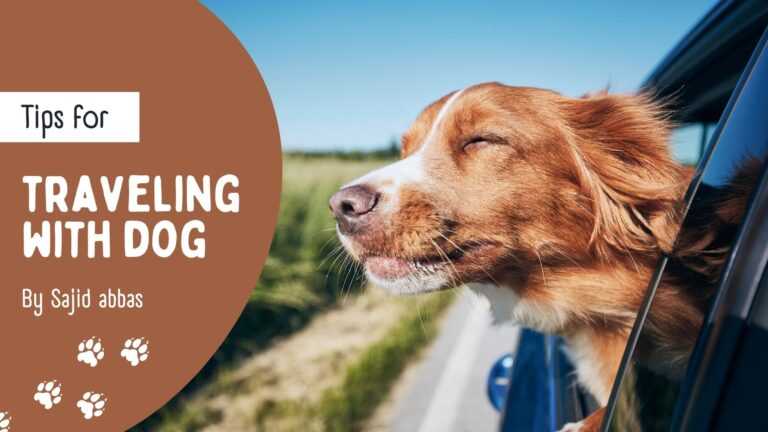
[{"xmin": 330, "ymin": 185, "xmax": 379, "ymax": 233}]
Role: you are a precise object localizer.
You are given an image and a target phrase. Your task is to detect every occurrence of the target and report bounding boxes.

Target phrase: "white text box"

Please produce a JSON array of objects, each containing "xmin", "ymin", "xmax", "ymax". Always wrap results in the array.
[{"xmin": 0, "ymin": 92, "xmax": 140, "ymax": 142}]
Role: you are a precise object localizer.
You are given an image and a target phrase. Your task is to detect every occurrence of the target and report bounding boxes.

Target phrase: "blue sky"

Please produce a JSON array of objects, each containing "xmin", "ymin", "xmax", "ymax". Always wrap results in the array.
[{"xmin": 201, "ymin": 1, "xmax": 718, "ymax": 151}]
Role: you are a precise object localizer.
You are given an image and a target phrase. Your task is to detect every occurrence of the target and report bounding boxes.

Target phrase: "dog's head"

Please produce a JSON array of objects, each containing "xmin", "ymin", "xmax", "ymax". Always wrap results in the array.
[{"xmin": 330, "ymin": 83, "xmax": 686, "ymax": 296}]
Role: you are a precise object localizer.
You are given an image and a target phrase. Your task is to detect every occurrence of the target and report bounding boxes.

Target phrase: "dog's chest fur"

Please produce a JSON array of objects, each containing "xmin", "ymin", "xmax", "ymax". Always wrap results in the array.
[{"xmin": 468, "ymin": 283, "xmax": 618, "ymax": 405}]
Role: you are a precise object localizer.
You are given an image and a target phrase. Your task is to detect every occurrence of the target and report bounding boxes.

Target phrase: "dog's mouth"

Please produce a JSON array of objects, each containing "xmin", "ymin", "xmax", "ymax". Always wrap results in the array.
[{"xmin": 362, "ymin": 242, "xmax": 498, "ymax": 282}]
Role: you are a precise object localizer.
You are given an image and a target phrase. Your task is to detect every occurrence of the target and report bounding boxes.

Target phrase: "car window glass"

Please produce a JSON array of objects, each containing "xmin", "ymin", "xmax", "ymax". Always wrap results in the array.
[{"xmin": 671, "ymin": 123, "xmax": 708, "ymax": 165}]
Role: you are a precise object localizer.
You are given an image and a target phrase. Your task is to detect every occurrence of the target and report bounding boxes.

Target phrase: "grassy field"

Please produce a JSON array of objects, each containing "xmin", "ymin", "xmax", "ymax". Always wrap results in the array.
[{"xmin": 133, "ymin": 154, "xmax": 454, "ymax": 431}]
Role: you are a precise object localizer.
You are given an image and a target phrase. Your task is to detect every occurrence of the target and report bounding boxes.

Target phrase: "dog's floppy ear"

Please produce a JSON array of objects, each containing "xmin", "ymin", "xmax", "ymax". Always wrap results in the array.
[{"xmin": 564, "ymin": 93, "xmax": 689, "ymax": 260}]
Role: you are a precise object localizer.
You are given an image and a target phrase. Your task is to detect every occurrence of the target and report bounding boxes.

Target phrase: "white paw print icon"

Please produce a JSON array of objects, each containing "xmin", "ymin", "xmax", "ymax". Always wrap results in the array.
[
  {"xmin": 76, "ymin": 392, "xmax": 106, "ymax": 420},
  {"xmin": 0, "ymin": 411, "xmax": 11, "ymax": 432},
  {"xmin": 121, "ymin": 337, "xmax": 149, "ymax": 366},
  {"xmin": 33, "ymin": 380, "xmax": 62, "ymax": 409},
  {"xmin": 77, "ymin": 337, "xmax": 105, "ymax": 367}
]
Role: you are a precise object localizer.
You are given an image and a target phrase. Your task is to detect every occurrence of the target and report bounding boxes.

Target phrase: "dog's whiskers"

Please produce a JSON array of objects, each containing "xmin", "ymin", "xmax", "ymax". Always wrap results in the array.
[
  {"xmin": 323, "ymin": 246, "xmax": 348, "ymax": 282},
  {"xmin": 535, "ymin": 247, "xmax": 548, "ymax": 290},
  {"xmin": 318, "ymin": 243, "xmax": 345, "ymax": 270},
  {"xmin": 429, "ymin": 238, "xmax": 464, "ymax": 288}
]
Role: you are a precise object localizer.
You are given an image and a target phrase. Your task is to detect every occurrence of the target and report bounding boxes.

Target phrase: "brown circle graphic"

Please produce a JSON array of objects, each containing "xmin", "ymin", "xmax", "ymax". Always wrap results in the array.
[{"xmin": 0, "ymin": 1, "xmax": 281, "ymax": 430}]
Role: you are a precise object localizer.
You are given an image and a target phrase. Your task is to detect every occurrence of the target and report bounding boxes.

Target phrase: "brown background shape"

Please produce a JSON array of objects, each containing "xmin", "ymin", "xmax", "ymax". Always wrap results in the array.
[{"xmin": 0, "ymin": 1, "xmax": 281, "ymax": 430}]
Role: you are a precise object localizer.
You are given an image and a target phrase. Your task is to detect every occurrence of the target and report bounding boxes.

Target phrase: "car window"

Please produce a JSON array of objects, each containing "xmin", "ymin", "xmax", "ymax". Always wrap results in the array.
[
  {"xmin": 605, "ymin": 30, "xmax": 768, "ymax": 432},
  {"xmin": 670, "ymin": 123, "xmax": 716, "ymax": 166}
]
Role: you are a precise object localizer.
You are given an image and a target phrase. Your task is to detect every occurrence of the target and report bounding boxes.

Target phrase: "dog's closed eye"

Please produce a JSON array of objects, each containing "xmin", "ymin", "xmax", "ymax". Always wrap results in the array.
[{"xmin": 461, "ymin": 134, "xmax": 507, "ymax": 152}]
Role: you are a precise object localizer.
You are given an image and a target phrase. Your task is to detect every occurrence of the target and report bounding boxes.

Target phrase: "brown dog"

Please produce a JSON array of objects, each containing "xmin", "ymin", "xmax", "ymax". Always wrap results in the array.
[{"xmin": 329, "ymin": 82, "xmax": 738, "ymax": 430}]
